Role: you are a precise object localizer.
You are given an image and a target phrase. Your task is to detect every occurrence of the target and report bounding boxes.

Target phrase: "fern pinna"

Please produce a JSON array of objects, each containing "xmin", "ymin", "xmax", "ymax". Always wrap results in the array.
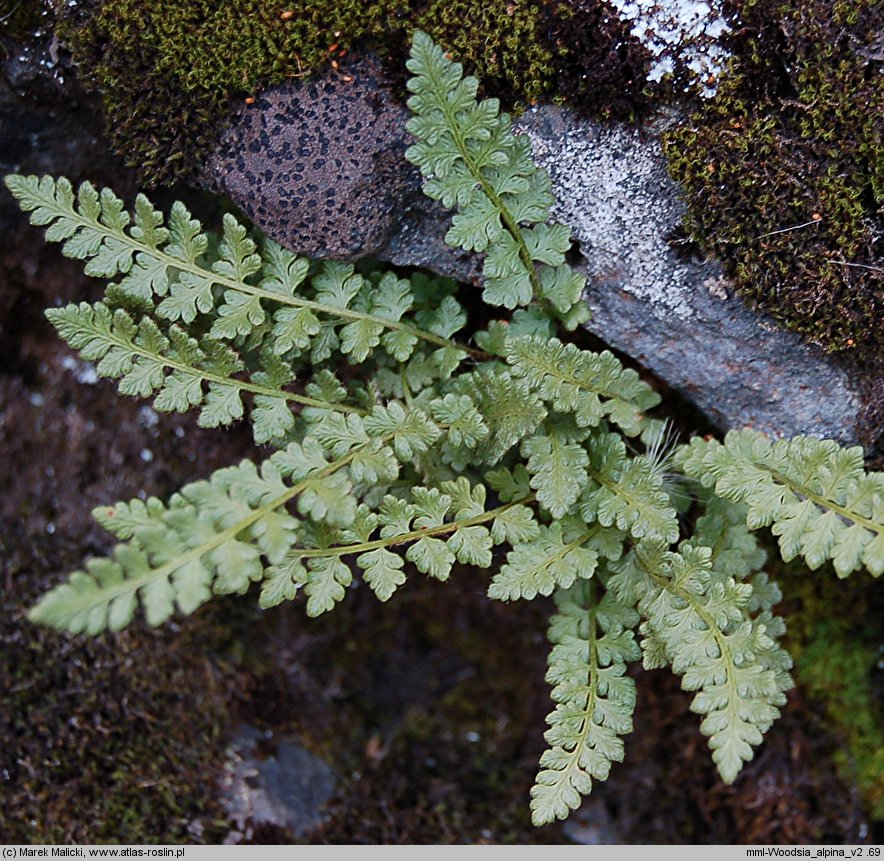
[{"xmin": 7, "ymin": 31, "xmax": 883, "ymax": 828}]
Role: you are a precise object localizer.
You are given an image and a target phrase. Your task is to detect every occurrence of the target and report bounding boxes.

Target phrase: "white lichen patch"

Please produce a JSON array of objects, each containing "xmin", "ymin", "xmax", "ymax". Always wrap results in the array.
[
  {"xmin": 608, "ymin": 0, "xmax": 732, "ymax": 91},
  {"xmin": 521, "ymin": 109, "xmax": 698, "ymax": 320}
]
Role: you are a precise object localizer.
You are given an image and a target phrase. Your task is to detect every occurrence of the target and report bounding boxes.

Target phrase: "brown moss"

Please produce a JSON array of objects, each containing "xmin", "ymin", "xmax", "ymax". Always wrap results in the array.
[
  {"xmin": 0, "ymin": 0, "xmax": 52, "ymax": 42},
  {"xmin": 664, "ymin": 0, "xmax": 883, "ymax": 361},
  {"xmin": 542, "ymin": 0, "xmax": 653, "ymax": 119}
]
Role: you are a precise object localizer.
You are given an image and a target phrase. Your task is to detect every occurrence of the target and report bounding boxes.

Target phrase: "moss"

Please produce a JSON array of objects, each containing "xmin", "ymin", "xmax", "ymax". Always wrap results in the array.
[
  {"xmin": 412, "ymin": 0, "xmax": 554, "ymax": 104},
  {"xmin": 542, "ymin": 0, "xmax": 653, "ymax": 119},
  {"xmin": 663, "ymin": 0, "xmax": 883, "ymax": 358},
  {"xmin": 0, "ymin": 0, "xmax": 52, "ymax": 41},
  {"xmin": 2, "ymin": 563, "xmax": 243, "ymax": 842},
  {"xmin": 779, "ymin": 562, "xmax": 884, "ymax": 822},
  {"xmin": 58, "ymin": 0, "xmax": 650, "ymax": 186},
  {"xmin": 58, "ymin": 0, "xmax": 408, "ymax": 186}
]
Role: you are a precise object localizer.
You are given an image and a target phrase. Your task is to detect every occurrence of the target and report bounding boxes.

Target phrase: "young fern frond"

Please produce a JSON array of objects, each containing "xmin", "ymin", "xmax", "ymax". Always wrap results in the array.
[
  {"xmin": 30, "ymin": 405, "xmax": 446, "ymax": 632},
  {"xmin": 581, "ymin": 432, "xmax": 681, "ymax": 545},
  {"xmin": 46, "ymin": 301, "xmax": 361, "ymax": 444},
  {"xmin": 488, "ymin": 520, "xmax": 623, "ymax": 601},
  {"xmin": 3, "ymin": 174, "xmax": 480, "ymax": 360},
  {"xmin": 405, "ymin": 31, "xmax": 590, "ymax": 329},
  {"xmin": 530, "ymin": 580, "xmax": 640, "ymax": 826},
  {"xmin": 29, "ymin": 442, "xmax": 354, "ymax": 634},
  {"xmin": 678, "ymin": 430, "xmax": 884, "ymax": 577}
]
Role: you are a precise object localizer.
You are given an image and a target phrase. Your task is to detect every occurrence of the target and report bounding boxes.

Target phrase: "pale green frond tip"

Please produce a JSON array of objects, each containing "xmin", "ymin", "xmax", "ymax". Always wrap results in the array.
[
  {"xmin": 678, "ymin": 429, "xmax": 884, "ymax": 577},
  {"xmin": 404, "ymin": 32, "xmax": 588, "ymax": 327},
  {"xmin": 530, "ymin": 582, "xmax": 639, "ymax": 826}
]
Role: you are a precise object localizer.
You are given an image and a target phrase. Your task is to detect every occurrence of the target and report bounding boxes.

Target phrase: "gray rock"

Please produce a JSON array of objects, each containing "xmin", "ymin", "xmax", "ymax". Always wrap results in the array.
[
  {"xmin": 517, "ymin": 106, "xmax": 864, "ymax": 442},
  {"xmin": 562, "ymin": 798, "xmax": 625, "ymax": 844},
  {"xmin": 206, "ymin": 61, "xmax": 868, "ymax": 444},
  {"xmin": 219, "ymin": 725, "xmax": 337, "ymax": 842}
]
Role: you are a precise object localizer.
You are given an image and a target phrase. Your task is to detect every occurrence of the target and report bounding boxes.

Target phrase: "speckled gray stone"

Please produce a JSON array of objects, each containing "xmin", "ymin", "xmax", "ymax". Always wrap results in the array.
[
  {"xmin": 219, "ymin": 725, "xmax": 336, "ymax": 842},
  {"xmin": 205, "ymin": 62, "xmax": 868, "ymax": 444},
  {"xmin": 205, "ymin": 54, "xmax": 417, "ymax": 259}
]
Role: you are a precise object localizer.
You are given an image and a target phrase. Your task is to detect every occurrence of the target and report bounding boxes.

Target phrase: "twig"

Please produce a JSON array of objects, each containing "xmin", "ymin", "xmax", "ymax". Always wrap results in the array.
[
  {"xmin": 753, "ymin": 217, "xmax": 823, "ymax": 240},
  {"xmin": 825, "ymin": 258, "xmax": 884, "ymax": 274}
]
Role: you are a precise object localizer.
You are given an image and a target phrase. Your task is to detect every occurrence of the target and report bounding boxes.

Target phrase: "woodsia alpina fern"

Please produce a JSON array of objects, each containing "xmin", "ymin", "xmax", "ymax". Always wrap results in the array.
[{"xmin": 6, "ymin": 31, "xmax": 883, "ymax": 828}]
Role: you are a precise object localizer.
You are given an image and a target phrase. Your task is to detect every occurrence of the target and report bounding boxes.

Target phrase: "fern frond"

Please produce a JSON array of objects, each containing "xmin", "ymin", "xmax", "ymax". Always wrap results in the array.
[
  {"xmin": 488, "ymin": 521, "xmax": 623, "ymax": 601},
  {"xmin": 530, "ymin": 580, "xmax": 640, "ymax": 826},
  {"xmin": 29, "ymin": 445, "xmax": 347, "ymax": 634},
  {"xmin": 404, "ymin": 31, "xmax": 590, "ymax": 328},
  {"xmin": 268, "ymin": 481, "xmax": 535, "ymax": 611},
  {"xmin": 521, "ymin": 428, "xmax": 590, "ymax": 519},
  {"xmin": 450, "ymin": 367, "xmax": 548, "ymax": 464},
  {"xmin": 581, "ymin": 432, "xmax": 680, "ymax": 545},
  {"xmin": 692, "ymin": 495, "xmax": 768, "ymax": 581},
  {"xmin": 506, "ymin": 335, "xmax": 659, "ymax": 436},
  {"xmin": 613, "ymin": 542, "xmax": 793, "ymax": 784},
  {"xmin": 678, "ymin": 430, "xmax": 884, "ymax": 576},
  {"xmin": 31, "ymin": 405, "xmax": 448, "ymax": 632},
  {"xmin": 4, "ymin": 175, "xmax": 477, "ymax": 361},
  {"xmin": 46, "ymin": 301, "xmax": 360, "ymax": 443}
]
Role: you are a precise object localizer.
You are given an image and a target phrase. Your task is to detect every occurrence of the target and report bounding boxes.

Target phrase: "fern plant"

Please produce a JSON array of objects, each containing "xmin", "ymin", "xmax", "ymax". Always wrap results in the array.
[{"xmin": 7, "ymin": 31, "xmax": 883, "ymax": 829}]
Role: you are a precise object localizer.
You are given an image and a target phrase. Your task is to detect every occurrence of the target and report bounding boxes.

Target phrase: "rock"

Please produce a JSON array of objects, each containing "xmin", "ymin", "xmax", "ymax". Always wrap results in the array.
[
  {"xmin": 206, "ymin": 59, "xmax": 870, "ymax": 445},
  {"xmin": 517, "ymin": 106, "xmax": 865, "ymax": 443},
  {"xmin": 204, "ymin": 54, "xmax": 418, "ymax": 260},
  {"xmin": 219, "ymin": 725, "xmax": 337, "ymax": 842}
]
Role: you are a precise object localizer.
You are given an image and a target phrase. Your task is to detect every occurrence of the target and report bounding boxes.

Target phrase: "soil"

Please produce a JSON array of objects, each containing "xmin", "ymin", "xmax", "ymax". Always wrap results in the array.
[{"xmin": 0, "ymin": 20, "xmax": 880, "ymax": 847}]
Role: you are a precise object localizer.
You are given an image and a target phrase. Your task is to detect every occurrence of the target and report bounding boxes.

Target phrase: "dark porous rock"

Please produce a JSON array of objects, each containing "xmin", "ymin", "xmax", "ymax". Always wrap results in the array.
[{"xmin": 205, "ymin": 53, "xmax": 417, "ymax": 260}]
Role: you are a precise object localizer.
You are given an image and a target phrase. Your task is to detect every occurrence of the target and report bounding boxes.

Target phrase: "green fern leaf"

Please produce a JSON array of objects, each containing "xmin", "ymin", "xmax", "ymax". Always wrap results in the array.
[
  {"xmin": 678, "ymin": 430, "xmax": 884, "ymax": 576},
  {"xmin": 451, "ymin": 368, "xmax": 547, "ymax": 464},
  {"xmin": 530, "ymin": 580, "xmax": 639, "ymax": 826},
  {"xmin": 304, "ymin": 555, "xmax": 352, "ymax": 616},
  {"xmin": 619, "ymin": 542, "xmax": 793, "ymax": 783},
  {"xmin": 581, "ymin": 432, "xmax": 679, "ymax": 544},
  {"xmin": 406, "ymin": 536, "xmax": 456, "ymax": 581},
  {"xmin": 357, "ymin": 547, "xmax": 406, "ymax": 601},
  {"xmin": 521, "ymin": 430, "xmax": 590, "ymax": 518},
  {"xmin": 260, "ymin": 555, "xmax": 308, "ymax": 608},
  {"xmin": 505, "ymin": 335, "xmax": 659, "ymax": 436},
  {"xmin": 28, "ymin": 434, "xmax": 420, "ymax": 633},
  {"xmin": 363, "ymin": 402, "xmax": 441, "ymax": 461},
  {"xmin": 489, "ymin": 522, "xmax": 620, "ymax": 601},
  {"xmin": 404, "ymin": 31, "xmax": 588, "ymax": 327},
  {"xmin": 6, "ymin": 175, "xmax": 468, "ymax": 375}
]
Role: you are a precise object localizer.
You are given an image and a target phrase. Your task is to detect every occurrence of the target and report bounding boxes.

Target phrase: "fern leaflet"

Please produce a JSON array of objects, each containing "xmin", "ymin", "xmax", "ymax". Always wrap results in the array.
[
  {"xmin": 405, "ymin": 31, "xmax": 590, "ymax": 328},
  {"xmin": 678, "ymin": 430, "xmax": 884, "ymax": 576}
]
